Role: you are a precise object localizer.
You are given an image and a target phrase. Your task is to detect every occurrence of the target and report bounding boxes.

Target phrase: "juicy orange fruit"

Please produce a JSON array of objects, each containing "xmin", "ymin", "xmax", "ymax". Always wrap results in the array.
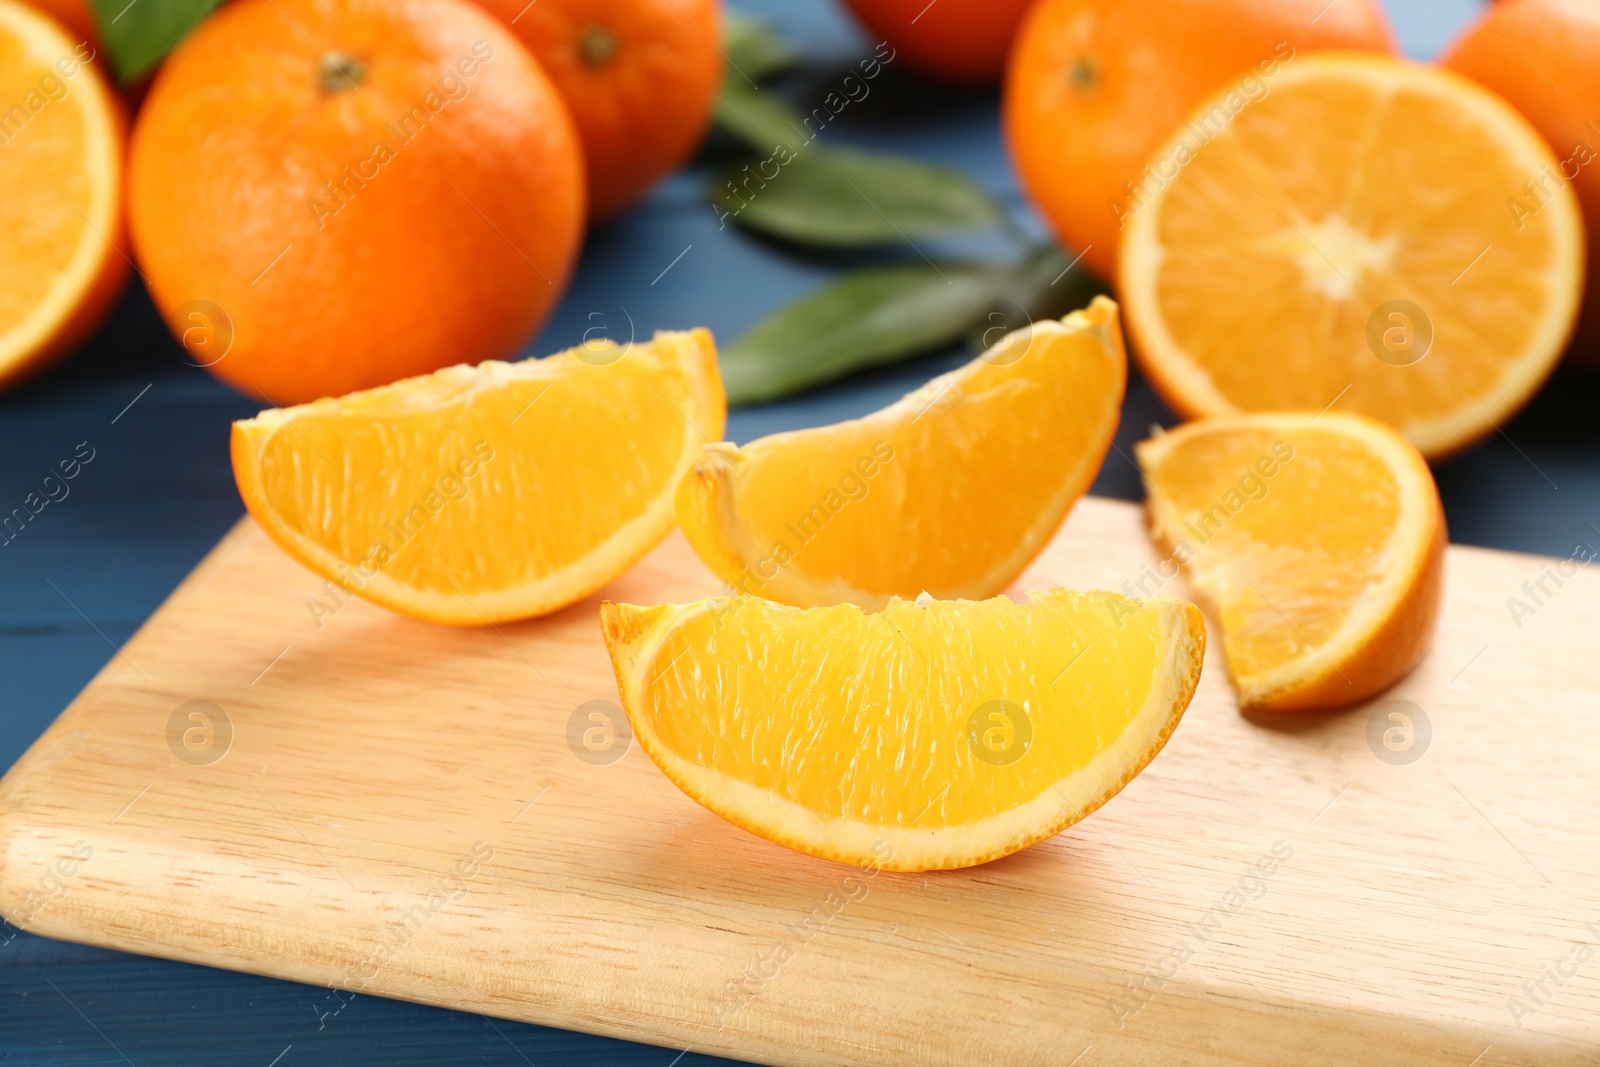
[
  {"xmin": 676, "ymin": 296, "xmax": 1126, "ymax": 608},
  {"xmin": 838, "ymin": 0, "xmax": 1035, "ymax": 84},
  {"xmin": 1118, "ymin": 54, "xmax": 1586, "ymax": 459},
  {"xmin": 1137, "ymin": 411, "xmax": 1445, "ymax": 713},
  {"xmin": 128, "ymin": 0, "xmax": 585, "ymax": 407},
  {"xmin": 601, "ymin": 590, "xmax": 1205, "ymax": 871},
  {"xmin": 1004, "ymin": 0, "xmax": 1394, "ymax": 280},
  {"xmin": 0, "ymin": 0, "xmax": 126, "ymax": 390},
  {"xmin": 232, "ymin": 330, "xmax": 724, "ymax": 625},
  {"xmin": 477, "ymin": 0, "xmax": 722, "ymax": 218},
  {"xmin": 1442, "ymin": 0, "xmax": 1600, "ymax": 365}
]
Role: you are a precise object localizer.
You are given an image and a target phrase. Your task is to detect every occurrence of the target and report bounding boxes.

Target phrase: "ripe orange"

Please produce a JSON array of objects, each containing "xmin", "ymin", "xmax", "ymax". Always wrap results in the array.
[
  {"xmin": 1442, "ymin": 0, "xmax": 1600, "ymax": 365},
  {"xmin": 0, "ymin": 0, "xmax": 126, "ymax": 390},
  {"xmin": 127, "ymin": 0, "xmax": 585, "ymax": 407},
  {"xmin": 602, "ymin": 590, "xmax": 1204, "ymax": 871},
  {"xmin": 836, "ymin": 0, "xmax": 1034, "ymax": 84},
  {"xmin": 1138, "ymin": 411, "xmax": 1445, "ymax": 713},
  {"xmin": 1003, "ymin": 0, "xmax": 1395, "ymax": 280},
  {"xmin": 676, "ymin": 297, "xmax": 1125, "ymax": 608},
  {"xmin": 1118, "ymin": 54, "xmax": 1585, "ymax": 459},
  {"xmin": 233, "ymin": 329, "xmax": 724, "ymax": 625},
  {"xmin": 476, "ymin": 0, "xmax": 720, "ymax": 218}
]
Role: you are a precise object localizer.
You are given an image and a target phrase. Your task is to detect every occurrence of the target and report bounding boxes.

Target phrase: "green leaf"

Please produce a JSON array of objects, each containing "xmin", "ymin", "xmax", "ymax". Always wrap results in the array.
[
  {"xmin": 88, "ymin": 0, "xmax": 223, "ymax": 82},
  {"xmin": 711, "ymin": 147, "xmax": 1004, "ymax": 246},
  {"xmin": 721, "ymin": 262, "xmax": 1015, "ymax": 406},
  {"xmin": 721, "ymin": 11, "xmax": 800, "ymax": 84},
  {"xmin": 714, "ymin": 84, "xmax": 808, "ymax": 155}
]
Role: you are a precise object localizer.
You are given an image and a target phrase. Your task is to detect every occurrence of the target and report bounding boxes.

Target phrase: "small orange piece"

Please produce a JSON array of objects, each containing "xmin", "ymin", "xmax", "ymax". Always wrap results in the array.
[
  {"xmin": 1118, "ymin": 53, "xmax": 1586, "ymax": 459},
  {"xmin": 128, "ymin": 0, "xmax": 585, "ymax": 407},
  {"xmin": 477, "ymin": 0, "xmax": 721, "ymax": 217},
  {"xmin": 675, "ymin": 297, "xmax": 1126, "ymax": 608},
  {"xmin": 601, "ymin": 590, "xmax": 1205, "ymax": 871},
  {"xmin": 1137, "ymin": 411, "xmax": 1445, "ymax": 713},
  {"xmin": 836, "ymin": 0, "xmax": 1034, "ymax": 84},
  {"xmin": 232, "ymin": 330, "xmax": 724, "ymax": 625},
  {"xmin": 1004, "ymin": 0, "xmax": 1394, "ymax": 280},
  {"xmin": 1441, "ymin": 0, "xmax": 1600, "ymax": 365},
  {"xmin": 0, "ymin": 0, "xmax": 125, "ymax": 390}
]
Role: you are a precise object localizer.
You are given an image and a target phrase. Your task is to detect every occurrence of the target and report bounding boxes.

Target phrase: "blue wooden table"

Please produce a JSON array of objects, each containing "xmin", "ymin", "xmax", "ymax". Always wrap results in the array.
[{"xmin": 4, "ymin": 1, "xmax": 1594, "ymax": 1063}]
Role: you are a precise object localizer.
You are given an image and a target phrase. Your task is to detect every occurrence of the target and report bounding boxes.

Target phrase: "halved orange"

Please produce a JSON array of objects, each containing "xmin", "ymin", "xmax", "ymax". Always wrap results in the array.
[
  {"xmin": 232, "ymin": 330, "xmax": 724, "ymax": 625},
  {"xmin": 601, "ymin": 590, "xmax": 1205, "ymax": 871},
  {"xmin": 0, "ymin": 0, "xmax": 126, "ymax": 390},
  {"xmin": 676, "ymin": 297, "xmax": 1126, "ymax": 608},
  {"xmin": 1137, "ymin": 411, "xmax": 1444, "ymax": 713},
  {"xmin": 1118, "ymin": 53, "xmax": 1586, "ymax": 459}
]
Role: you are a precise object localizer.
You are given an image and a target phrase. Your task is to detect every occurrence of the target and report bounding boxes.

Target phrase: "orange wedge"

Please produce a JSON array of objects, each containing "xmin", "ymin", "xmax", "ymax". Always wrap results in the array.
[
  {"xmin": 601, "ymin": 590, "xmax": 1205, "ymax": 871},
  {"xmin": 1118, "ymin": 53, "xmax": 1585, "ymax": 459},
  {"xmin": 0, "ymin": 0, "xmax": 126, "ymax": 390},
  {"xmin": 1137, "ymin": 411, "xmax": 1445, "ymax": 713},
  {"xmin": 232, "ymin": 330, "xmax": 724, "ymax": 625},
  {"xmin": 676, "ymin": 296, "xmax": 1126, "ymax": 608}
]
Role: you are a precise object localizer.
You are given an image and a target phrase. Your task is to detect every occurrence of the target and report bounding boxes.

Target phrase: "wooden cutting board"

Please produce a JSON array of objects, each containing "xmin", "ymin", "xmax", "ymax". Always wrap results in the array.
[{"xmin": 2, "ymin": 497, "xmax": 1597, "ymax": 1066}]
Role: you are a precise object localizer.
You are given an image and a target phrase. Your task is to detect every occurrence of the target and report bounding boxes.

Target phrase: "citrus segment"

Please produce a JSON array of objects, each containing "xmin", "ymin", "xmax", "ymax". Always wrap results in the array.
[
  {"xmin": 676, "ymin": 296, "xmax": 1126, "ymax": 609},
  {"xmin": 601, "ymin": 590, "xmax": 1205, "ymax": 871},
  {"xmin": 1118, "ymin": 53, "xmax": 1585, "ymax": 458},
  {"xmin": 232, "ymin": 329, "xmax": 724, "ymax": 625},
  {"xmin": 0, "ymin": 0, "xmax": 125, "ymax": 389},
  {"xmin": 1137, "ymin": 411, "xmax": 1445, "ymax": 713}
]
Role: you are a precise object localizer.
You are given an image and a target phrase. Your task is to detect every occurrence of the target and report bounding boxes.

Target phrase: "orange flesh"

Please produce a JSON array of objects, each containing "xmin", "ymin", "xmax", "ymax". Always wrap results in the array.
[
  {"xmin": 641, "ymin": 593, "xmax": 1171, "ymax": 827},
  {"xmin": 0, "ymin": 4, "xmax": 121, "ymax": 378},
  {"xmin": 250, "ymin": 358, "xmax": 693, "ymax": 595},
  {"xmin": 1144, "ymin": 427, "xmax": 1398, "ymax": 674},
  {"xmin": 1154, "ymin": 77, "xmax": 1557, "ymax": 423},
  {"xmin": 232, "ymin": 329, "xmax": 724, "ymax": 623},
  {"xmin": 679, "ymin": 298, "xmax": 1126, "ymax": 606},
  {"xmin": 1137, "ymin": 411, "xmax": 1443, "ymax": 710}
]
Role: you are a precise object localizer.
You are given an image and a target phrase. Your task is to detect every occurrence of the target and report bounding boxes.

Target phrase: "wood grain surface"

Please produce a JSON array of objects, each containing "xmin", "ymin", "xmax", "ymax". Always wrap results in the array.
[{"xmin": 1, "ymin": 497, "xmax": 1597, "ymax": 1067}]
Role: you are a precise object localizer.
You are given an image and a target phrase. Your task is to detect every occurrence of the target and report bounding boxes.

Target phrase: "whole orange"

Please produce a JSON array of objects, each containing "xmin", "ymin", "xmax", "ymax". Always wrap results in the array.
[
  {"xmin": 127, "ymin": 0, "xmax": 585, "ymax": 406},
  {"xmin": 1442, "ymin": 0, "xmax": 1600, "ymax": 365},
  {"xmin": 475, "ymin": 0, "xmax": 720, "ymax": 218},
  {"xmin": 1003, "ymin": 0, "xmax": 1395, "ymax": 281},
  {"xmin": 837, "ymin": 0, "xmax": 1035, "ymax": 84}
]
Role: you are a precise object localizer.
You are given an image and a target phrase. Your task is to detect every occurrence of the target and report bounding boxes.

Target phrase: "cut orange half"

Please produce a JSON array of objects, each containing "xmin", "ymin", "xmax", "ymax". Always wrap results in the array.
[
  {"xmin": 1137, "ymin": 411, "xmax": 1444, "ymax": 713},
  {"xmin": 1118, "ymin": 53, "xmax": 1586, "ymax": 459},
  {"xmin": 0, "ymin": 0, "xmax": 127, "ymax": 389},
  {"xmin": 676, "ymin": 296, "xmax": 1126, "ymax": 608},
  {"xmin": 601, "ymin": 590, "xmax": 1205, "ymax": 871},
  {"xmin": 232, "ymin": 329, "xmax": 725, "ymax": 625}
]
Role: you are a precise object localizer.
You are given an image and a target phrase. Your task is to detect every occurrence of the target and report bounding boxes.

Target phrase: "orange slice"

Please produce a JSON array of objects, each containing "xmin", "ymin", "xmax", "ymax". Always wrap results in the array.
[
  {"xmin": 676, "ymin": 296, "xmax": 1126, "ymax": 608},
  {"xmin": 0, "ymin": 1, "xmax": 126, "ymax": 389},
  {"xmin": 1137, "ymin": 411, "xmax": 1445, "ymax": 713},
  {"xmin": 232, "ymin": 330, "xmax": 724, "ymax": 625},
  {"xmin": 601, "ymin": 590, "xmax": 1205, "ymax": 871},
  {"xmin": 1118, "ymin": 53, "xmax": 1586, "ymax": 459}
]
